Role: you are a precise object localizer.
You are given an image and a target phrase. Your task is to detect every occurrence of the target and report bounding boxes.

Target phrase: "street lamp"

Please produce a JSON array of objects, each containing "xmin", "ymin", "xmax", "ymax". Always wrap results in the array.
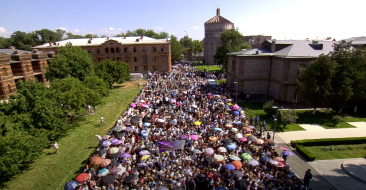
[
  {"xmin": 272, "ymin": 106, "xmax": 279, "ymax": 140},
  {"xmin": 234, "ymin": 82, "xmax": 238, "ymax": 103}
]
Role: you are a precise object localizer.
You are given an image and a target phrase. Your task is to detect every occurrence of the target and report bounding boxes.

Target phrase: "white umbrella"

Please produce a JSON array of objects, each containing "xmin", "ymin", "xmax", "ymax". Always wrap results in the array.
[
  {"xmin": 140, "ymin": 100, "xmax": 145, "ymax": 103},
  {"xmin": 235, "ymin": 133, "xmax": 243, "ymax": 139},
  {"xmin": 192, "ymin": 105, "xmax": 198, "ymax": 108},
  {"xmin": 217, "ymin": 147, "xmax": 227, "ymax": 153},
  {"xmin": 157, "ymin": 119, "xmax": 165, "ymax": 123}
]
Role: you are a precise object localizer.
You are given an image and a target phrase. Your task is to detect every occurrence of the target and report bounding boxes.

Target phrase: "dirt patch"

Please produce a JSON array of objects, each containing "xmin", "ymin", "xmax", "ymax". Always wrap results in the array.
[{"xmin": 115, "ymin": 79, "xmax": 147, "ymax": 89}]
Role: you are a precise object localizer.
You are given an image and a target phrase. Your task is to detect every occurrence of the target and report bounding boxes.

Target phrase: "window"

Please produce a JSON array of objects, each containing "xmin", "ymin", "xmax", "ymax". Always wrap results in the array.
[
  {"xmin": 8, "ymin": 84, "xmax": 12, "ymax": 93},
  {"xmin": 116, "ymin": 48, "xmax": 119, "ymax": 53},
  {"xmin": 134, "ymin": 57, "xmax": 138, "ymax": 62},
  {"xmin": 153, "ymin": 65, "xmax": 157, "ymax": 71},
  {"xmin": 152, "ymin": 47, "xmax": 156, "ymax": 52},
  {"xmin": 142, "ymin": 47, "xmax": 147, "ymax": 54},
  {"xmin": 161, "ymin": 47, "xmax": 166, "ymax": 52},
  {"xmin": 152, "ymin": 56, "xmax": 156, "ymax": 61},
  {"xmin": 97, "ymin": 49, "xmax": 100, "ymax": 54},
  {"xmin": 105, "ymin": 48, "xmax": 109, "ymax": 53},
  {"xmin": 2, "ymin": 68, "xmax": 7, "ymax": 76},
  {"xmin": 88, "ymin": 50, "xmax": 92, "ymax": 54},
  {"xmin": 162, "ymin": 56, "xmax": 166, "ymax": 62},
  {"xmin": 98, "ymin": 58, "xmax": 101, "ymax": 62},
  {"xmin": 143, "ymin": 56, "xmax": 147, "ymax": 64},
  {"xmin": 134, "ymin": 47, "xmax": 138, "ymax": 52},
  {"xmin": 162, "ymin": 65, "xmax": 166, "ymax": 71},
  {"xmin": 144, "ymin": 65, "xmax": 148, "ymax": 71},
  {"xmin": 125, "ymin": 57, "xmax": 129, "ymax": 62},
  {"xmin": 124, "ymin": 47, "xmax": 128, "ymax": 53},
  {"xmin": 135, "ymin": 66, "xmax": 139, "ymax": 71},
  {"xmin": 111, "ymin": 48, "xmax": 115, "ymax": 53}
]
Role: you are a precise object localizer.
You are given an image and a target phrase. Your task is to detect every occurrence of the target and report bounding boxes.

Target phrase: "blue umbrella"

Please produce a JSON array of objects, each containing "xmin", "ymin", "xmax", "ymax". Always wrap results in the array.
[
  {"xmin": 102, "ymin": 141, "xmax": 111, "ymax": 146},
  {"xmin": 224, "ymin": 164, "xmax": 236, "ymax": 171},
  {"xmin": 64, "ymin": 181, "xmax": 78, "ymax": 190},
  {"xmin": 232, "ymin": 111, "xmax": 240, "ymax": 115},
  {"xmin": 226, "ymin": 143, "xmax": 237, "ymax": 150},
  {"xmin": 214, "ymin": 128, "xmax": 223, "ymax": 132},
  {"xmin": 171, "ymin": 93, "xmax": 176, "ymax": 96},
  {"xmin": 169, "ymin": 120, "xmax": 177, "ymax": 124},
  {"xmin": 141, "ymin": 130, "xmax": 148, "ymax": 137},
  {"xmin": 211, "ymin": 101, "xmax": 216, "ymax": 103},
  {"xmin": 260, "ymin": 157, "xmax": 271, "ymax": 162},
  {"xmin": 143, "ymin": 122, "xmax": 151, "ymax": 127},
  {"xmin": 248, "ymin": 159, "xmax": 260, "ymax": 166},
  {"xmin": 282, "ymin": 151, "xmax": 294, "ymax": 156}
]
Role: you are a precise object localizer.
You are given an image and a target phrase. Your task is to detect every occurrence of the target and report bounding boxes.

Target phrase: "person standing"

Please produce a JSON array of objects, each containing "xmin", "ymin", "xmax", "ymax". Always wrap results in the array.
[
  {"xmin": 94, "ymin": 105, "xmax": 97, "ymax": 113},
  {"xmin": 54, "ymin": 141, "xmax": 59, "ymax": 154},
  {"xmin": 100, "ymin": 116, "xmax": 105, "ymax": 127},
  {"xmin": 304, "ymin": 169, "xmax": 313, "ymax": 187}
]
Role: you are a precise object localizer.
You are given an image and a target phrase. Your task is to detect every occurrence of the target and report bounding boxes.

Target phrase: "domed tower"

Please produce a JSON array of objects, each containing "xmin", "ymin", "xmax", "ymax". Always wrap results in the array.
[{"xmin": 204, "ymin": 8, "xmax": 234, "ymax": 65}]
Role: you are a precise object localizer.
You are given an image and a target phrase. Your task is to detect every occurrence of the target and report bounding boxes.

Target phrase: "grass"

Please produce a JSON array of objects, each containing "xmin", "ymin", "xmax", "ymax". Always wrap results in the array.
[
  {"xmin": 2, "ymin": 80, "xmax": 145, "ymax": 190},
  {"xmin": 304, "ymin": 144, "xmax": 366, "ymax": 160},
  {"xmin": 194, "ymin": 65, "xmax": 223, "ymax": 72},
  {"xmin": 216, "ymin": 79, "xmax": 227, "ymax": 84}
]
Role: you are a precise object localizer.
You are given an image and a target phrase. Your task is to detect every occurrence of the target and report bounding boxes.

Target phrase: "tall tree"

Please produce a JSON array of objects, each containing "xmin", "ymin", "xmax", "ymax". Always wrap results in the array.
[
  {"xmin": 180, "ymin": 36, "xmax": 193, "ymax": 48},
  {"xmin": 214, "ymin": 29, "xmax": 243, "ymax": 70},
  {"xmin": 0, "ymin": 37, "xmax": 13, "ymax": 49},
  {"xmin": 34, "ymin": 29, "xmax": 63, "ymax": 44},
  {"xmin": 10, "ymin": 31, "xmax": 37, "ymax": 50},
  {"xmin": 351, "ymin": 47, "xmax": 366, "ymax": 112},
  {"xmin": 170, "ymin": 35, "xmax": 183, "ymax": 62},
  {"xmin": 95, "ymin": 59, "xmax": 130, "ymax": 88},
  {"xmin": 84, "ymin": 33, "xmax": 98, "ymax": 38},
  {"xmin": 192, "ymin": 40, "xmax": 204, "ymax": 53},
  {"xmin": 45, "ymin": 43, "xmax": 94, "ymax": 81},
  {"xmin": 145, "ymin": 29, "xmax": 157, "ymax": 37},
  {"xmin": 155, "ymin": 31, "xmax": 169, "ymax": 39}
]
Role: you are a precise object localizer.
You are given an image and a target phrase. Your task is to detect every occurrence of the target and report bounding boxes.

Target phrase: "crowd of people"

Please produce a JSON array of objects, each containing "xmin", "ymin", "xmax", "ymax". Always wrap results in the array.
[{"xmin": 65, "ymin": 64, "xmax": 306, "ymax": 190}]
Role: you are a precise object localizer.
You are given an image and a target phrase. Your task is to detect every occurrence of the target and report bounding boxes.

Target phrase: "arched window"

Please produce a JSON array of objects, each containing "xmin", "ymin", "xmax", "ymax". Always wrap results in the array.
[
  {"xmin": 111, "ymin": 48, "xmax": 115, "ymax": 53},
  {"xmin": 142, "ymin": 47, "xmax": 147, "ymax": 54},
  {"xmin": 134, "ymin": 47, "xmax": 138, "ymax": 52},
  {"xmin": 124, "ymin": 47, "xmax": 128, "ymax": 53},
  {"xmin": 97, "ymin": 49, "xmax": 100, "ymax": 54},
  {"xmin": 116, "ymin": 48, "xmax": 120, "ymax": 53},
  {"xmin": 152, "ymin": 47, "xmax": 156, "ymax": 52},
  {"xmin": 105, "ymin": 48, "xmax": 109, "ymax": 53}
]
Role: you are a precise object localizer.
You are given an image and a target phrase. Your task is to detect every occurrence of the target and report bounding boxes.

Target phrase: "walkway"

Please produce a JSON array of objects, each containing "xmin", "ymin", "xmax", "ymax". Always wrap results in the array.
[{"xmin": 277, "ymin": 122, "xmax": 366, "ymax": 144}]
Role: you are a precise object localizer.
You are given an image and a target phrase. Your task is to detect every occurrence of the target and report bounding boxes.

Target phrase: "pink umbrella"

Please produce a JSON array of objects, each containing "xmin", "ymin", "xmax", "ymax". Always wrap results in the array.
[
  {"xmin": 130, "ymin": 103, "xmax": 136, "ymax": 107},
  {"xmin": 204, "ymin": 148, "xmax": 215, "ymax": 156},
  {"xmin": 232, "ymin": 105, "xmax": 239, "ymax": 110},
  {"xmin": 137, "ymin": 103, "xmax": 144, "ymax": 106},
  {"xmin": 190, "ymin": 135, "xmax": 198, "ymax": 140},
  {"xmin": 279, "ymin": 147, "xmax": 288, "ymax": 151},
  {"xmin": 238, "ymin": 137, "xmax": 247, "ymax": 142}
]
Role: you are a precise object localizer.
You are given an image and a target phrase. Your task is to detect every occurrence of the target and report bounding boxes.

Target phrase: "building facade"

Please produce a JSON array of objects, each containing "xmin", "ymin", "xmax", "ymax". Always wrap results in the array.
[
  {"xmin": 0, "ymin": 47, "xmax": 53, "ymax": 99},
  {"xmin": 242, "ymin": 35, "xmax": 272, "ymax": 49},
  {"xmin": 204, "ymin": 8, "xmax": 234, "ymax": 65},
  {"xmin": 33, "ymin": 36, "xmax": 171, "ymax": 74},
  {"xmin": 226, "ymin": 40, "xmax": 337, "ymax": 102}
]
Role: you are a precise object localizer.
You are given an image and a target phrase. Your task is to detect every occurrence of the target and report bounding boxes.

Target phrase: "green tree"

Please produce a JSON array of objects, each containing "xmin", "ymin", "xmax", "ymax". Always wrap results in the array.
[
  {"xmin": 100, "ymin": 34, "xmax": 108, "ymax": 38},
  {"xmin": 0, "ymin": 37, "xmax": 13, "ymax": 49},
  {"xmin": 279, "ymin": 108, "xmax": 298, "ymax": 128},
  {"xmin": 155, "ymin": 31, "xmax": 169, "ymax": 39},
  {"xmin": 170, "ymin": 35, "xmax": 183, "ymax": 62},
  {"xmin": 145, "ymin": 29, "xmax": 157, "ymax": 37},
  {"xmin": 297, "ymin": 54, "xmax": 338, "ymax": 114},
  {"xmin": 214, "ymin": 29, "xmax": 243, "ymax": 69},
  {"xmin": 351, "ymin": 47, "xmax": 366, "ymax": 112},
  {"xmin": 95, "ymin": 59, "xmax": 130, "ymax": 88},
  {"xmin": 83, "ymin": 74, "xmax": 109, "ymax": 105},
  {"xmin": 10, "ymin": 31, "xmax": 37, "ymax": 50},
  {"xmin": 34, "ymin": 29, "xmax": 63, "ymax": 44},
  {"xmin": 192, "ymin": 40, "xmax": 204, "ymax": 53},
  {"xmin": 240, "ymin": 42, "xmax": 251, "ymax": 50},
  {"xmin": 263, "ymin": 100, "xmax": 276, "ymax": 116},
  {"xmin": 45, "ymin": 43, "xmax": 94, "ymax": 81},
  {"xmin": 180, "ymin": 36, "xmax": 193, "ymax": 48},
  {"xmin": 84, "ymin": 33, "xmax": 98, "ymax": 38}
]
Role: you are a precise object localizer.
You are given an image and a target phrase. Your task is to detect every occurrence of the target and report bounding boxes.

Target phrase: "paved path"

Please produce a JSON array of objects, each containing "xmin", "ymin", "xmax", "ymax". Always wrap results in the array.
[{"xmin": 277, "ymin": 122, "xmax": 366, "ymax": 143}]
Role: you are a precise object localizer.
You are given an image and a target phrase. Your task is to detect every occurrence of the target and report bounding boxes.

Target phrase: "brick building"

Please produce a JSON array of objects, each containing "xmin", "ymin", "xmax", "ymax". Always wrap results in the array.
[
  {"xmin": 242, "ymin": 35, "xmax": 272, "ymax": 49},
  {"xmin": 0, "ymin": 47, "xmax": 53, "ymax": 99},
  {"xmin": 32, "ymin": 36, "xmax": 171, "ymax": 74},
  {"xmin": 204, "ymin": 8, "xmax": 234, "ymax": 65},
  {"xmin": 227, "ymin": 40, "xmax": 337, "ymax": 102}
]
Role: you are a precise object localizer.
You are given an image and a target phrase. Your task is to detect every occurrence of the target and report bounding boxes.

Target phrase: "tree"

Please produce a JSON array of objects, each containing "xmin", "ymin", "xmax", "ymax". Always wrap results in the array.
[
  {"xmin": 45, "ymin": 43, "xmax": 94, "ymax": 81},
  {"xmin": 155, "ymin": 31, "xmax": 169, "ymax": 39},
  {"xmin": 170, "ymin": 35, "xmax": 183, "ymax": 62},
  {"xmin": 84, "ymin": 33, "xmax": 98, "ymax": 38},
  {"xmin": 192, "ymin": 40, "xmax": 204, "ymax": 53},
  {"xmin": 95, "ymin": 59, "xmax": 130, "ymax": 88},
  {"xmin": 263, "ymin": 100, "xmax": 276, "ymax": 116},
  {"xmin": 297, "ymin": 54, "xmax": 338, "ymax": 114},
  {"xmin": 351, "ymin": 47, "xmax": 366, "ymax": 112},
  {"xmin": 83, "ymin": 74, "xmax": 109, "ymax": 105},
  {"xmin": 34, "ymin": 29, "xmax": 63, "ymax": 44},
  {"xmin": 145, "ymin": 29, "xmax": 157, "ymax": 37},
  {"xmin": 10, "ymin": 31, "xmax": 37, "ymax": 50},
  {"xmin": 214, "ymin": 29, "xmax": 243, "ymax": 70},
  {"xmin": 279, "ymin": 108, "xmax": 298, "ymax": 128},
  {"xmin": 180, "ymin": 36, "xmax": 193, "ymax": 49},
  {"xmin": 100, "ymin": 34, "xmax": 108, "ymax": 38},
  {"xmin": 240, "ymin": 42, "xmax": 251, "ymax": 50},
  {"xmin": 0, "ymin": 37, "xmax": 13, "ymax": 49}
]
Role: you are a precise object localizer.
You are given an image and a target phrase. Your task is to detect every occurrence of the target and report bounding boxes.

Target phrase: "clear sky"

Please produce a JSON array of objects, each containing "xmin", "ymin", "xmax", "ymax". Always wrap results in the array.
[{"xmin": 0, "ymin": 0, "xmax": 365, "ymax": 41}]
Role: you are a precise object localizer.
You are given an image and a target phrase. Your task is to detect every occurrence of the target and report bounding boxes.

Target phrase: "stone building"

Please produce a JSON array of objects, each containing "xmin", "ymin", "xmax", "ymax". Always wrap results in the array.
[
  {"xmin": 204, "ymin": 8, "xmax": 234, "ymax": 65},
  {"xmin": 0, "ymin": 47, "xmax": 53, "ymax": 99},
  {"xmin": 243, "ymin": 35, "xmax": 272, "ymax": 49},
  {"xmin": 33, "ymin": 36, "xmax": 171, "ymax": 74},
  {"xmin": 226, "ymin": 40, "xmax": 337, "ymax": 102}
]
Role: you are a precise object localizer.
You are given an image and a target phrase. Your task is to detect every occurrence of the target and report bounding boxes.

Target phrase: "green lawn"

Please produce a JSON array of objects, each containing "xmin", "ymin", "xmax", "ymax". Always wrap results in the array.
[
  {"xmin": 304, "ymin": 144, "xmax": 366, "ymax": 160},
  {"xmin": 194, "ymin": 65, "xmax": 223, "ymax": 72},
  {"xmin": 2, "ymin": 80, "xmax": 145, "ymax": 190},
  {"xmin": 216, "ymin": 79, "xmax": 227, "ymax": 84}
]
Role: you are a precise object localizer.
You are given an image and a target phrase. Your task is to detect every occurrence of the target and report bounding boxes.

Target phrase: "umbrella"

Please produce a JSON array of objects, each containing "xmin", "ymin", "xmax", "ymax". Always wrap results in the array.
[
  {"xmin": 193, "ymin": 121, "xmax": 201, "ymax": 125},
  {"xmin": 222, "ymin": 139, "xmax": 233, "ymax": 145},
  {"xmin": 141, "ymin": 155, "xmax": 150, "ymax": 160},
  {"xmin": 230, "ymin": 128, "xmax": 238, "ymax": 132},
  {"xmin": 225, "ymin": 124, "xmax": 233, "ymax": 128},
  {"xmin": 141, "ymin": 130, "xmax": 148, "ymax": 137},
  {"xmin": 247, "ymin": 135, "xmax": 257, "ymax": 142},
  {"xmin": 247, "ymin": 159, "xmax": 260, "ymax": 166},
  {"xmin": 265, "ymin": 139, "xmax": 274, "ymax": 142},
  {"xmin": 139, "ymin": 150, "xmax": 150, "ymax": 156},
  {"xmin": 260, "ymin": 157, "xmax": 271, "ymax": 163},
  {"xmin": 179, "ymin": 135, "xmax": 187, "ymax": 140},
  {"xmin": 119, "ymin": 147, "xmax": 126, "ymax": 153},
  {"xmin": 213, "ymin": 128, "xmax": 223, "ymax": 132},
  {"xmin": 249, "ymin": 145, "xmax": 260, "ymax": 152},
  {"xmin": 277, "ymin": 161, "xmax": 285, "ymax": 167},
  {"xmin": 256, "ymin": 139, "xmax": 264, "ymax": 145},
  {"xmin": 100, "ymin": 159, "xmax": 111, "ymax": 167},
  {"xmin": 192, "ymin": 149, "xmax": 202, "ymax": 154},
  {"xmin": 110, "ymin": 167, "xmax": 121, "ymax": 173},
  {"xmin": 130, "ymin": 103, "xmax": 136, "ymax": 107},
  {"xmin": 279, "ymin": 147, "xmax": 288, "ymax": 151},
  {"xmin": 124, "ymin": 127, "xmax": 132, "ymax": 132},
  {"xmin": 267, "ymin": 142, "xmax": 277, "ymax": 147},
  {"xmin": 224, "ymin": 164, "xmax": 236, "ymax": 171},
  {"xmin": 234, "ymin": 133, "xmax": 243, "ymax": 139},
  {"xmin": 232, "ymin": 170, "xmax": 244, "ymax": 178},
  {"xmin": 156, "ymin": 186, "xmax": 169, "ymax": 190},
  {"xmin": 209, "ymin": 136, "xmax": 218, "ymax": 141},
  {"xmin": 232, "ymin": 105, "xmax": 239, "ymax": 110},
  {"xmin": 122, "ymin": 153, "xmax": 131, "ymax": 158},
  {"xmin": 100, "ymin": 175, "xmax": 116, "ymax": 186},
  {"xmin": 98, "ymin": 168, "xmax": 109, "ymax": 176},
  {"xmin": 232, "ymin": 111, "xmax": 239, "ymax": 115},
  {"xmin": 125, "ymin": 174, "xmax": 138, "ymax": 183},
  {"xmin": 64, "ymin": 181, "xmax": 79, "ymax": 190},
  {"xmin": 140, "ymin": 100, "xmax": 145, "ymax": 103},
  {"xmin": 102, "ymin": 141, "xmax": 111, "ymax": 147},
  {"xmin": 192, "ymin": 105, "xmax": 198, "ymax": 108},
  {"xmin": 98, "ymin": 148, "xmax": 107, "ymax": 156},
  {"xmin": 75, "ymin": 173, "xmax": 90, "ymax": 182},
  {"xmin": 217, "ymin": 147, "xmax": 227, "ymax": 153},
  {"xmin": 113, "ymin": 140, "xmax": 123, "ymax": 145},
  {"xmin": 169, "ymin": 120, "xmax": 177, "ymax": 125},
  {"xmin": 90, "ymin": 156, "xmax": 103, "ymax": 165},
  {"xmin": 110, "ymin": 152, "xmax": 121, "ymax": 160},
  {"xmin": 214, "ymin": 154, "xmax": 224, "ymax": 162},
  {"xmin": 275, "ymin": 157, "xmax": 284, "ymax": 162},
  {"xmin": 190, "ymin": 135, "xmax": 199, "ymax": 140},
  {"xmin": 226, "ymin": 143, "xmax": 237, "ymax": 150},
  {"xmin": 238, "ymin": 137, "xmax": 247, "ymax": 142},
  {"xmin": 137, "ymin": 163, "xmax": 148, "ymax": 167},
  {"xmin": 131, "ymin": 116, "xmax": 140, "ymax": 123},
  {"xmin": 243, "ymin": 150, "xmax": 253, "ymax": 156},
  {"xmin": 270, "ymin": 160, "xmax": 279, "ymax": 166},
  {"xmin": 282, "ymin": 151, "xmax": 294, "ymax": 156},
  {"xmin": 204, "ymin": 148, "xmax": 214, "ymax": 156},
  {"xmin": 157, "ymin": 119, "xmax": 165, "ymax": 123},
  {"xmin": 235, "ymin": 179, "xmax": 250, "ymax": 190},
  {"xmin": 102, "ymin": 135, "xmax": 110, "ymax": 140},
  {"xmin": 111, "ymin": 126, "xmax": 123, "ymax": 132},
  {"xmin": 143, "ymin": 122, "xmax": 151, "ymax": 127},
  {"xmin": 229, "ymin": 155, "xmax": 241, "ymax": 161},
  {"xmin": 109, "ymin": 147, "xmax": 119, "ymax": 154},
  {"xmin": 232, "ymin": 161, "xmax": 243, "ymax": 169},
  {"xmin": 242, "ymin": 127, "xmax": 252, "ymax": 132},
  {"xmin": 241, "ymin": 153, "xmax": 252, "ymax": 160}
]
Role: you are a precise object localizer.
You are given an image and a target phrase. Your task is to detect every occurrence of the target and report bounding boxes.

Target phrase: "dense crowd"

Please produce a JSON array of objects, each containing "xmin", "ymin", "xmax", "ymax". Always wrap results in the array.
[{"xmin": 65, "ymin": 64, "xmax": 305, "ymax": 190}]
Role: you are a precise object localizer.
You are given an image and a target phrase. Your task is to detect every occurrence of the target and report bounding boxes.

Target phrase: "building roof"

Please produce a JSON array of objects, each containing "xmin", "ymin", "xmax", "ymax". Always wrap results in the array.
[
  {"xmin": 205, "ymin": 15, "xmax": 233, "ymax": 24},
  {"xmin": 343, "ymin": 36, "xmax": 366, "ymax": 45},
  {"xmin": 229, "ymin": 48, "xmax": 273, "ymax": 56},
  {"xmin": 32, "ymin": 36, "xmax": 169, "ymax": 49},
  {"xmin": 0, "ymin": 49, "xmax": 31, "ymax": 55}
]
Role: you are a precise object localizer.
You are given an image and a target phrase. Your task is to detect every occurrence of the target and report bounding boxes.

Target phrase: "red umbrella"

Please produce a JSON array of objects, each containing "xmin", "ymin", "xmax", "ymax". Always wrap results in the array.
[
  {"xmin": 76, "ymin": 173, "xmax": 90, "ymax": 182},
  {"xmin": 232, "ymin": 161, "xmax": 243, "ymax": 169}
]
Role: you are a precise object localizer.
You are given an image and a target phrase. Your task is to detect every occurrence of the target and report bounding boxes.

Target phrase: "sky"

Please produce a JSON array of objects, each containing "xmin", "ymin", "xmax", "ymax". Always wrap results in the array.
[{"xmin": 1, "ymin": 0, "xmax": 365, "ymax": 41}]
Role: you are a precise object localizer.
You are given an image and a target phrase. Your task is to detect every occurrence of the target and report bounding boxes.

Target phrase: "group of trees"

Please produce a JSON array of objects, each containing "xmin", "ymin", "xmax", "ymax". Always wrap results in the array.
[
  {"xmin": 114, "ymin": 28, "xmax": 169, "ymax": 39},
  {"xmin": 214, "ymin": 29, "xmax": 251, "ymax": 70},
  {"xmin": 297, "ymin": 41, "xmax": 366, "ymax": 114},
  {"xmin": 0, "ymin": 44, "xmax": 130, "ymax": 180}
]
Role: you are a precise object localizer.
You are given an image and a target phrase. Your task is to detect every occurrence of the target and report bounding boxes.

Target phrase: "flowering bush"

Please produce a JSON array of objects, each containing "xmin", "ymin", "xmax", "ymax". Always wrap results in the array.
[{"xmin": 280, "ymin": 109, "xmax": 298, "ymax": 128}]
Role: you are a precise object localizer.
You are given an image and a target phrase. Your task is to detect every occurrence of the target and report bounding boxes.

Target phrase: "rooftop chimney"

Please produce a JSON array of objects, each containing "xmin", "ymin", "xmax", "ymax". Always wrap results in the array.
[
  {"xmin": 13, "ymin": 50, "xmax": 20, "ymax": 54},
  {"xmin": 9, "ymin": 46, "xmax": 15, "ymax": 49},
  {"xmin": 271, "ymin": 39, "xmax": 276, "ymax": 52},
  {"xmin": 141, "ymin": 35, "xmax": 143, "ymax": 39},
  {"xmin": 124, "ymin": 36, "xmax": 126, "ymax": 39},
  {"xmin": 32, "ymin": 49, "xmax": 38, "ymax": 53},
  {"xmin": 217, "ymin": 8, "xmax": 220, "ymax": 15}
]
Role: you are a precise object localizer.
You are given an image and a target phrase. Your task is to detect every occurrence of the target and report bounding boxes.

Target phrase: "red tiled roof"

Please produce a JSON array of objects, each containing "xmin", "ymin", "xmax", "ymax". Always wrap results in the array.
[{"xmin": 205, "ymin": 15, "xmax": 233, "ymax": 24}]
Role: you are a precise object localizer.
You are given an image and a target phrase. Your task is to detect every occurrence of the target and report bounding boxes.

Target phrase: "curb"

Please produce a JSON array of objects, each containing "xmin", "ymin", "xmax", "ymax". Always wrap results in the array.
[{"xmin": 341, "ymin": 163, "xmax": 366, "ymax": 184}]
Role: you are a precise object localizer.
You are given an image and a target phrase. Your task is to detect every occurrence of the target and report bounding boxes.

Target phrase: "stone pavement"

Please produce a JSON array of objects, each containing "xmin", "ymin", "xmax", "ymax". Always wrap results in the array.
[
  {"xmin": 341, "ymin": 158, "xmax": 366, "ymax": 183},
  {"xmin": 277, "ymin": 122, "xmax": 366, "ymax": 144}
]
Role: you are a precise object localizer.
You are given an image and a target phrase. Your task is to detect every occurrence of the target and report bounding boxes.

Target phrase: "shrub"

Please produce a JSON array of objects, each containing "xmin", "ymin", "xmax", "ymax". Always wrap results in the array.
[
  {"xmin": 291, "ymin": 137, "xmax": 366, "ymax": 147},
  {"xmin": 280, "ymin": 109, "xmax": 298, "ymax": 128},
  {"xmin": 242, "ymin": 108, "xmax": 255, "ymax": 119},
  {"xmin": 332, "ymin": 115, "xmax": 344, "ymax": 125},
  {"xmin": 296, "ymin": 145, "xmax": 316, "ymax": 161},
  {"xmin": 263, "ymin": 101, "xmax": 276, "ymax": 116}
]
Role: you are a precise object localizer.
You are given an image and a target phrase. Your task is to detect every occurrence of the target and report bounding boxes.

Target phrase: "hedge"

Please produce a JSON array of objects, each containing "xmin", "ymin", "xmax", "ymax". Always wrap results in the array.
[
  {"xmin": 296, "ymin": 145, "xmax": 316, "ymax": 161},
  {"xmin": 291, "ymin": 137, "xmax": 366, "ymax": 147}
]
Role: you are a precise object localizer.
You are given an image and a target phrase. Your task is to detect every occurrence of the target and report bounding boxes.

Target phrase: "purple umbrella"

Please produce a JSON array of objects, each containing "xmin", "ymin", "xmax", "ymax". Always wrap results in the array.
[
  {"xmin": 282, "ymin": 151, "xmax": 294, "ymax": 156},
  {"xmin": 139, "ymin": 150, "xmax": 150, "ymax": 156},
  {"xmin": 110, "ymin": 138, "xmax": 118, "ymax": 143},
  {"xmin": 124, "ymin": 144, "xmax": 132, "ymax": 148},
  {"xmin": 125, "ymin": 127, "xmax": 132, "ymax": 131},
  {"xmin": 179, "ymin": 135, "xmax": 187, "ymax": 140},
  {"xmin": 137, "ymin": 163, "xmax": 148, "ymax": 167},
  {"xmin": 113, "ymin": 140, "xmax": 124, "ymax": 145},
  {"xmin": 102, "ymin": 141, "xmax": 111, "ymax": 147},
  {"xmin": 224, "ymin": 164, "xmax": 236, "ymax": 171},
  {"xmin": 118, "ymin": 147, "xmax": 126, "ymax": 153},
  {"xmin": 122, "ymin": 153, "xmax": 131, "ymax": 158}
]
